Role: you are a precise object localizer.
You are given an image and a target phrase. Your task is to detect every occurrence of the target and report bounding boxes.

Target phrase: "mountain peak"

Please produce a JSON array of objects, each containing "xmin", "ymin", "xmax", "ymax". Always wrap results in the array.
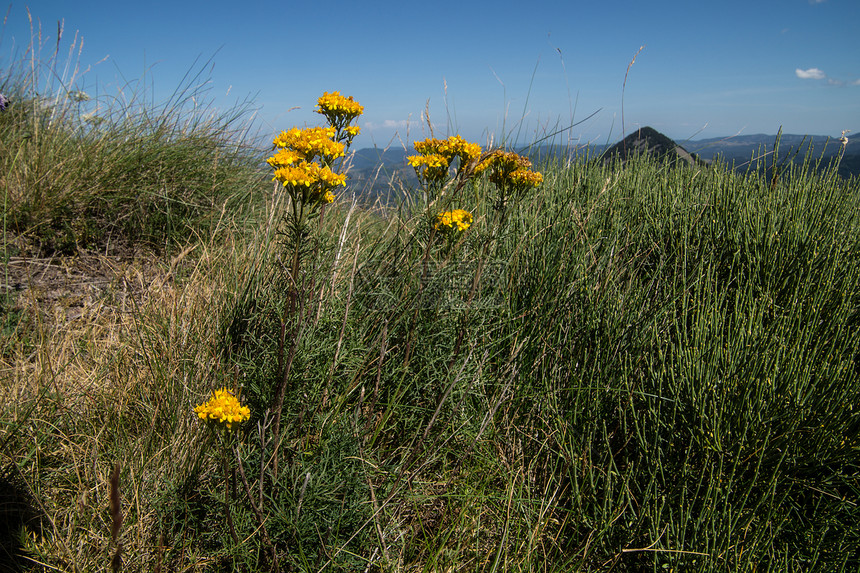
[{"xmin": 603, "ymin": 126, "xmax": 701, "ymax": 166}]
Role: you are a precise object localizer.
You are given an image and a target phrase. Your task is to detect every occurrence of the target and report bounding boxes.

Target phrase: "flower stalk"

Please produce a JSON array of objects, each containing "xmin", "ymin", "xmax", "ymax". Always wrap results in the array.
[
  {"xmin": 193, "ymin": 387, "xmax": 251, "ymax": 546},
  {"xmin": 265, "ymin": 92, "xmax": 363, "ymax": 482}
]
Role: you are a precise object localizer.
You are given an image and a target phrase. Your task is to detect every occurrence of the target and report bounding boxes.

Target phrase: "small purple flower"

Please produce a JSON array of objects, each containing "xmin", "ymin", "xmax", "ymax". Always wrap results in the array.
[{"xmin": 0, "ymin": 93, "xmax": 7, "ymax": 111}]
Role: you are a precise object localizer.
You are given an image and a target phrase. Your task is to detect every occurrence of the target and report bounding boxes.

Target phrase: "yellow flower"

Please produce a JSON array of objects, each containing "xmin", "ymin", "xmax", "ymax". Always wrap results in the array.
[
  {"xmin": 451, "ymin": 209, "xmax": 473, "ymax": 231},
  {"xmin": 413, "ymin": 138, "xmax": 442, "ymax": 156},
  {"xmin": 410, "ymin": 136, "xmax": 483, "ymax": 189},
  {"xmin": 315, "ymin": 91, "xmax": 364, "ymax": 121},
  {"xmin": 272, "ymin": 126, "xmax": 344, "ymax": 160},
  {"xmin": 315, "ymin": 165, "xmax": 347, "ymax": 186},
  {"xmin": 480, "ymin": 150, "xmax": 543, "ymax": 193},
  {"xmin": 315, "ymin": 92, "xmax": 364, "ymax": 144},
  {"xmin": 272, "ymin": 164, "xmax": 316, "ymax": 187},
  {"xmin": 272, "ymin": 161, "xmax": 346, "ymax": 190},
  {"xmin": 508, "ymin": 168, "xmax": 543, "ymax": 188},
  {"xmin": 435, "ymin": 211, "xmax": 454, "ymax": 230},
  {"xmin": 408, "ymin": 153, "xmax": 450, "ymax": 182},
  {"xmin": 486, "ymin": 150, "xmax": 533, "ymax": 173},
  {"xmin": 194, "ymin": 388, "xmax": 251, "ymax": 430},
  {"xmin": 266, "ymin": 148, "xmax": 304, "ymax": 169},
  {"xmin": 414, "ymin": 135, "xmax": 481, "ymax": 164},
  {"xmin": 408, "ymin": 154, "xmax": 448, "ymax": 169},
  {"xmin": 451, "ymin": 138, "xmax": 482, "ymax": 163},
  {"xmin": 434, "ymin": 209, "xmax": 473, "ymax": 232}
]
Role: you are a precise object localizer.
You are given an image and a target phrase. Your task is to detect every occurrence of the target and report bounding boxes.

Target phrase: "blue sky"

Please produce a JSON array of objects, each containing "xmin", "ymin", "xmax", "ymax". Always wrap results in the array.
[{"xmin": 2, "ymin": 0, "xmax": 858, "ymax": 149}]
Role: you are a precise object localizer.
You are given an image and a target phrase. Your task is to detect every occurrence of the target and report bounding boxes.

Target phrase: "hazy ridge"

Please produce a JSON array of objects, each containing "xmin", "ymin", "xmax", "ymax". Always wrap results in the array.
[{"xmin": 344, "ymin": 129, "xmax": 860, "ymax": 202}]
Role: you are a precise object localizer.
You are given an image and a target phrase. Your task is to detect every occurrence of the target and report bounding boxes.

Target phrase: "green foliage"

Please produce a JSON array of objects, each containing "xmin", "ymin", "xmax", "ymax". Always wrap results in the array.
[
  {"xmin": 1, "ymin": 54, "xmax": 263, "ymax": 254},
  {"xmin": 197, "ymin": 149, "xmax": 858, "ymax": 571}
]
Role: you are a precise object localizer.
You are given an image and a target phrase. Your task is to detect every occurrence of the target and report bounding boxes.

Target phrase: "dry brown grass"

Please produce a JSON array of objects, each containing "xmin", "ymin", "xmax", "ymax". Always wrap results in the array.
[{"xmin": 0, "ymin": 224, "xmax": 269, "ymax": 570}]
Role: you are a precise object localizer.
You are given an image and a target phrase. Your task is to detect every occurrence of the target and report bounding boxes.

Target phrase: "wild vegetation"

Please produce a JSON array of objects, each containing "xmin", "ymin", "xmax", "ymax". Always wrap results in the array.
[{"xmin": 2, "ymin": 37, "xmax": 860, "ymax": 573}]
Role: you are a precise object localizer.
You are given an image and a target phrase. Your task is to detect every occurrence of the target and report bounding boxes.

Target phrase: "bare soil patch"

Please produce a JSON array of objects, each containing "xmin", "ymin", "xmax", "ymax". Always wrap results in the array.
[{"xmin": 3, "ymin": 239, "xmax": 195, "ymax": 323}]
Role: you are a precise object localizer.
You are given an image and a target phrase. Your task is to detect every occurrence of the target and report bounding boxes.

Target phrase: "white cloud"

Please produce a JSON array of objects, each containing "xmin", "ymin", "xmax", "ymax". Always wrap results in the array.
[
  {"xmin": 795, "ymin": 68, "xmax": 860, "ymax": 86},
  {"xmin": 383, "ymin": 119, "xmax": 409, "ymax": 128},
  {"xmin": 364, "ymin": 119, "xmax": 410, "ymax": 130},
  {"xmin": 796, "ymin": 67, "xmax": 826, "ymax": 80}
]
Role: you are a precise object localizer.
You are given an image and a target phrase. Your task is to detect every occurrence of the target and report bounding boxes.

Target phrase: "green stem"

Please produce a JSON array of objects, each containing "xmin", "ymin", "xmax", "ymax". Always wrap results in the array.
[{"xmin": 221, "ymin": 437, "xmax": 239, "ymax": 545}]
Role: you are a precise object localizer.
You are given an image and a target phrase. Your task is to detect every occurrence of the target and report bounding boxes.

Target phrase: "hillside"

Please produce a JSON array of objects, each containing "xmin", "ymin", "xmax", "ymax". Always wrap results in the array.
[
  {"xmin": 682, "ymin": 131, "xmax": 859, "ymax": 179},
  {"xmin": 346, "ymin": 147, "xmax": 415, "ymax": 204},
  {"xmin": 7, "ymin": 147, "xmax": 860, "ymax": 572}
]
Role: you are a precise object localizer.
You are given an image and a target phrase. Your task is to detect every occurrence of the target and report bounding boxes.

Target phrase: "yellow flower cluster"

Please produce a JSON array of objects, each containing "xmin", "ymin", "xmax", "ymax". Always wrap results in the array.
[
  {"xmin": 413, "ymin": 135, "xmax": 482, "ymax": 164},
  {"xmin": 267, "ymin": 93, "xmax": 362, "ymax": 207},
  {"xmin": 408, "ymin": 153, "xmax": 448, "ymax": 169},
  {"xmin": 272, "ymin": 162, "xmax": 346, "ymax": 192},
  {"xmin": 194, "ymin": 388, "xmax": 251, "ymax": 430},
  {"xmin": 507, "ymin": 168, "xmax": 543, "ymax": 188},
  {"xmin": 314, "ymin": 91, "xmax": 364, "ymax": 146},
  {"xmin": 267, "ymin": 148, "xmax": 303, "ymax": 169},
  {"xmin": 434, "ymin": 209, "xmax": 473, "ymax": 232},
  {"xmin": 409, "ymin": 135, "xmax": 483, "ymax": 184},
  {"xmin": 407, "ymin": 153, "xmax": 449, "ymax": 182},
  {"xmin": 478, "ymin": 150, "xmax": 543, "ymax": 193},
  {"xmin": 272, "ymin": 126, "xmax": 344, "ymax": 161},
  {"xmin": 268, "ymin": 120, "xmax": 353, "ymax": 205},
  {"xmin": 316, "ymin": 91, "xmax": 364, "ymax": 121}
]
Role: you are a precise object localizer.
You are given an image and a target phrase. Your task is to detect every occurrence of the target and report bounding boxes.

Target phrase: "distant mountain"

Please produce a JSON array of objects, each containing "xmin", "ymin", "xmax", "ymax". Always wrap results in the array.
[
  {"xmin": 681, "ymin": 130, "xmax": 859, "ymax": 179},
  {"xmin": 602, "ymin": 126, "xmax": 703, "ymax": 167},
  {"xmin": 682, "ymin": 132, "xmax": 852, "ymax": 164},
  {"xmin": 350, "ymin": 147, "xmax": 410, "ymax": 171},
  {"xmin": 342, "ymin": 129, "xmax": 859, "ymax": 204},
  {"xmin": 344, "ymin": 147, "xmax": 416, "ymax": 204}
]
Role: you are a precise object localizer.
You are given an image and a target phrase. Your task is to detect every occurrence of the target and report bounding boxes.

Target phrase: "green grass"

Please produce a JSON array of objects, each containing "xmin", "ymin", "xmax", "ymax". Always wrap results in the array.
[
  {"xmin": 2, "ymin": 39, "xmax": 860, "ymax": 572},
  {"xmin": 0, "ymin": 35, "xmax": 264, "ymax": 255}
]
